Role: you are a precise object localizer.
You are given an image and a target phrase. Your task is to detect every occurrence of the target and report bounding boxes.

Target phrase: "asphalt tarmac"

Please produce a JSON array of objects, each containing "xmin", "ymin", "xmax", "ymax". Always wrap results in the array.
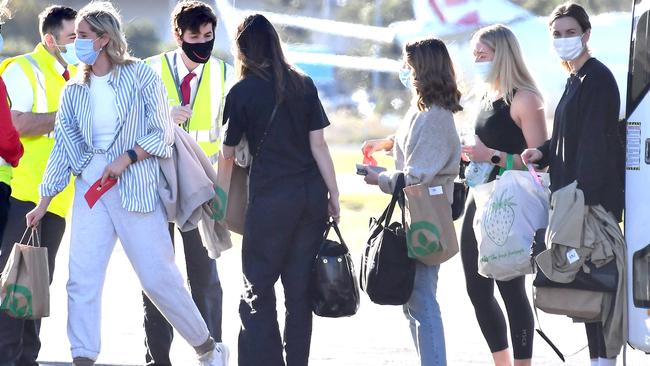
[{"xmin": 34, "ymin": 227, "xmax": 648, "ymax": 365}]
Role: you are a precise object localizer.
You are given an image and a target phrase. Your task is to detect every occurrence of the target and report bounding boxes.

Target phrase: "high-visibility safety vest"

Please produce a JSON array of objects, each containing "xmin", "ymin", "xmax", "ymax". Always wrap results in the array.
[
  {"xmin": 0, "ymin": 43, "xmax": 76, "ymax": 217},
  {"xmin": 0, "ymin": 157, "xmax": 10, "ymax": 187},
  {"xmin": 146, "ymin": 52, "xmax": 226, "ymax": 162}
]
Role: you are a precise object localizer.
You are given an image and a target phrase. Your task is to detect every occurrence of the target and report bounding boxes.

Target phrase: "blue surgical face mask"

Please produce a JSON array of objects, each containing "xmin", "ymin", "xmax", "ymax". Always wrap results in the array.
[
  {"xmin": 399, "ymin": 67, "xmax": 412, "ymax": 88},
  {"xmin": 74, "ymin": 38, "xmax": 101, "ymax": 65},
  {"xmin": 474, "ymin": 61, "xmax": 493, "ymax": 82},
  {"xmin": 59, "ymin": 43, "xmax": 79, "ymax": 65}
]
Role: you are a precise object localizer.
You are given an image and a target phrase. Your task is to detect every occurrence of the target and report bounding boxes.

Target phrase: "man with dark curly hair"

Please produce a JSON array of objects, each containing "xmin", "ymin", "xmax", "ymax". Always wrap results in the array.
[{"xmin": 144, "ymin": 2, "xmax": 233, "ymax": 365}]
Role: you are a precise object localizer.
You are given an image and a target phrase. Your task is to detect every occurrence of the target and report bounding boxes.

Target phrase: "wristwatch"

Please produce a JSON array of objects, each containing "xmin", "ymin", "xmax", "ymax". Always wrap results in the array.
[
  {"xmin": 490, "ymin": 149, "xmax": 501, "ymax": 165},
  {"xmin": 126, "ymin": 149, "xmax": 138, "ymax": 164}
]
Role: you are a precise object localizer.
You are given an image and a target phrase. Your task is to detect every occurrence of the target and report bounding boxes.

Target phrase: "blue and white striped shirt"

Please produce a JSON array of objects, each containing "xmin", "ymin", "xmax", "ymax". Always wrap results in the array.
[{"xmin": 40, "ymin": 61, "xmax": 173, "ymax": 213}]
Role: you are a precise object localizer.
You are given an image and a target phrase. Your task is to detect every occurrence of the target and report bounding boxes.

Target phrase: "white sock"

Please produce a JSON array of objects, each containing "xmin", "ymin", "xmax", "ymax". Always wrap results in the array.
[
  {"xmin": 598, "ymin": 357, "xmax": 617, "ymax": 366},
  {"xmin": 591, "ymin": 360, "xmax": 599, "ymax": 366}
]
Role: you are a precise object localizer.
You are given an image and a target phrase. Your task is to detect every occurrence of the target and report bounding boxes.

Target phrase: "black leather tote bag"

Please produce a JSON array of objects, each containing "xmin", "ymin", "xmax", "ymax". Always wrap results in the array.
[
  {"xmin": 311, "ymin": 220, "xmax": 360, "ymax": 317},
  {"xmin": 360, "ymin": 174, "xmax": 415, "ymax": 305}
]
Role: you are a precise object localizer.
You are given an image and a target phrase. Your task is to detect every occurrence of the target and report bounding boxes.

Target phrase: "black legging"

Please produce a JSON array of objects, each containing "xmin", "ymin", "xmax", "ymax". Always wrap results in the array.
[
  {"xmin": 585, "ymin": 322, "xmax": 608, "ymax": 359},
  {"xmin": 460, "ymin": 195, "xmax": 534, "ymax": 359}
]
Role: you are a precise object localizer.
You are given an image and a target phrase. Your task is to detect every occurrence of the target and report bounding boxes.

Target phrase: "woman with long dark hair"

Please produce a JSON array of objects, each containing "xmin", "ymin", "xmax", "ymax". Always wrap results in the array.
[
  {"xmin": 221, "ymin": 14, "xmax": 339, "ymax": 366},
  {"xmin": 362, "ymin": 38, "xmax": 462, "ymax": 366},
  {"xmin": 523, "ymin": 2, "xmax": 625, "ymax": 365}
]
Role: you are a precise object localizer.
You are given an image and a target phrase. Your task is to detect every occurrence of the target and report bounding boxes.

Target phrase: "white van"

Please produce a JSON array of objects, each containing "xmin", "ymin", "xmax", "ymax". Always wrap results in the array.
[{"xmin": 626, "ymin": 0, "xmax": 650, "ymax": 354}]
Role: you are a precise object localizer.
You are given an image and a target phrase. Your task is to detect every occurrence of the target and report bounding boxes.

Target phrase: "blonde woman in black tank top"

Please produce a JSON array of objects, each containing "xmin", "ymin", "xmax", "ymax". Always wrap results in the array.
[{"xmin": 460, "ymin": 24, "xmax": 547, "ymax": 366}]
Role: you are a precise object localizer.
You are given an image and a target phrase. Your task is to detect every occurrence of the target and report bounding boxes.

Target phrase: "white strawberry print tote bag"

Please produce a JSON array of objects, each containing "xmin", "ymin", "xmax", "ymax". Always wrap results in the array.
[{"xmin": 472, "ymin": 170, "xmax": 550, "ymax": 281}]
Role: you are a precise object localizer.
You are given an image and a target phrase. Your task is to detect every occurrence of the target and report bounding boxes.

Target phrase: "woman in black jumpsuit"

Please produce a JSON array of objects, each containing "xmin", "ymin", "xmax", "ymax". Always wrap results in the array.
[
  {"xmin": 221, "ymin": 14, "xmax": 340, "ymax": 366},
  {"xmin": 523, "ymin": 3, "xmax": 625, "ymax": 365}
]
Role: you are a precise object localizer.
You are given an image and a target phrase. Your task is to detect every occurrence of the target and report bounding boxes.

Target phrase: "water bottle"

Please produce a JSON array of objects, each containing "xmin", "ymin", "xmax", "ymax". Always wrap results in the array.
[{"xmin": 465, "ymin": 161, "xmax": 493, "ymax": 187}]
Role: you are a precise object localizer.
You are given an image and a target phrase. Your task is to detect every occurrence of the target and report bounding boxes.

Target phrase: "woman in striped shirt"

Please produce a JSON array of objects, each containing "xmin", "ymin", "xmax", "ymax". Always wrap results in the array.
[{"xmin": 25, "ymin": 2, "xmax": 225, "ymax": 366}]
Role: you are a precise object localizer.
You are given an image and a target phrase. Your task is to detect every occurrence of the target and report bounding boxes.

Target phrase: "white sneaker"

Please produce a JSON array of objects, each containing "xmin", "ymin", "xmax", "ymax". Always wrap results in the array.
[
  {"xmin": 198, "ymin": 345, "xmax": 225, "ymax": 366},
  {"xmin": 216, "ymin": 342, "xmax": 230, "ymax": 365}
]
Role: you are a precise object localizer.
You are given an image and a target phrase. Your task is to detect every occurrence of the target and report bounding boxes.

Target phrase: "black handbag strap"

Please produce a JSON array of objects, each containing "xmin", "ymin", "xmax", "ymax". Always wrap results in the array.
[
  {"xmin": 319, "ymin": 220, "xmax": 347, "ymax": 253},
  {"xmin": 253, "ymin": 104, "xmax": 279, "ymax": 159},
  {"xmin": 323, "ymin": 220, "xmax": 345, "ymax": 244},
  {"xmin": 531, "ymin": 278, "xmax": 588, "ymax": 362},
  {"xmin": 379, "ymin": 173, "xmax": 406, "ymax": 227}
]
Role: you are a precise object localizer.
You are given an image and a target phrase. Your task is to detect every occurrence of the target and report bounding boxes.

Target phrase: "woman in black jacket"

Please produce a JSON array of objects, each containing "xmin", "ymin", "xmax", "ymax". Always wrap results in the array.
[
  {"xmin": 221, "ymin": 14, "xmax": 340, "ymax": 366},
  {"xmin": 522, "ymin": 3, "xmax": 625, "ymax": 365}
]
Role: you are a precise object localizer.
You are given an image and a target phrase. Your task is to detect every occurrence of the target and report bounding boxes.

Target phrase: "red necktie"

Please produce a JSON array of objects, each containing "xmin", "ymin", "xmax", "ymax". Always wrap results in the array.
[
  {"xmin": 180, "ymin": 72, "xmax": 196, "ymax": 106},
  {"xmin": 62, "ymin": 68, "xmax": 70, "ymax": 81}
]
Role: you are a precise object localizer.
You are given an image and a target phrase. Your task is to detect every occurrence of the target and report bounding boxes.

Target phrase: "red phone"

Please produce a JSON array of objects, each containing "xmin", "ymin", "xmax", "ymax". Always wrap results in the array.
[{"xmin": 84, "ymin": 178, "xmax": 117, "ymax": 208}]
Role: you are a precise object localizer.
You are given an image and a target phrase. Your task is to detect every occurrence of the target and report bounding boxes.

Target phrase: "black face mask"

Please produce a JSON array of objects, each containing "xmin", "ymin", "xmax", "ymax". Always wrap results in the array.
[{"xmin": 182, "ymin": 38, "xmax": 214, "ymax": 64}]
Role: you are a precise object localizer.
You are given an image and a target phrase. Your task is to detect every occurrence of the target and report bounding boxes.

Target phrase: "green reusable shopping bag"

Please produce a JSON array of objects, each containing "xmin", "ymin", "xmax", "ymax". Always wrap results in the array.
[
  {"xmin": 403, "ymin": 184, "xmax": 459, "ymax": 266},
  {"xmin": 0, "ymin": 229, "xmax": 50, "ymax": 319}
]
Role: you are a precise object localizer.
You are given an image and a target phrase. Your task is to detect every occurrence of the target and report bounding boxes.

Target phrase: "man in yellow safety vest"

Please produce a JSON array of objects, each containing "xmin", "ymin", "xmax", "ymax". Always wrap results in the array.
[
  {"xmin": 0, "ymin": 4, "xmax": 24, "ymax": 245},
  {"xmin": 144, "ymin": 1, "xmax": 233, "ymax": 364},
  {"xmin": 0, "ymin": 5, "xmax": 77, "ymax": 365}
]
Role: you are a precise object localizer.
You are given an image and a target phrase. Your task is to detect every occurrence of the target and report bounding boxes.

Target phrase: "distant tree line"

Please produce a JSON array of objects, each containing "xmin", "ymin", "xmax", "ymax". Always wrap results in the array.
[
  {"xmin": 0, "ymin": 0, "xmax": 162, "ymax": 58},
  {"xmin": 0, "ymin": 0, "xmax": 632, "ymax": 58},
  {"xmin": 511, "ymin": 0, "xmax": 631, "ymax": 16},
  {"xmin": 0, "ymin": 0, "xmax": 634, "ymax": 118}
]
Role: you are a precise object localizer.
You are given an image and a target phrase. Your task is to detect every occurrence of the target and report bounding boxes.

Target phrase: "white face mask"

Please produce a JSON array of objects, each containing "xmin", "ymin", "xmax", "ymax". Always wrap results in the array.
[
  {"xmin": 474, "ymin": 61, "xmax": 493, "ymax": 82},
  {"xmin": 552, "ymin": 35, "xmax": 584, "ymax": 61}
]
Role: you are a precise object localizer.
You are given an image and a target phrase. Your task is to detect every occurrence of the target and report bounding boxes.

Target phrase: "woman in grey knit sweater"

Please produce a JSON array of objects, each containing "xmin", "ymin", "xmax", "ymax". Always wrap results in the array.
[{"xmin": 362, "ymin": 38, "xmax": 462, "ymax": 366}]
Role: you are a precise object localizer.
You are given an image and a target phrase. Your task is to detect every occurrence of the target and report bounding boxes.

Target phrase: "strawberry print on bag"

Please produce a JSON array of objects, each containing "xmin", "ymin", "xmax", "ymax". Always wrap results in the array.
[
  {"xmin": 483, "ymin": 191, "xmax": 516, "ymax": 246},
  {"xmin": 472, "ymin": 171, "xmax": 550, "ymax": 281}
]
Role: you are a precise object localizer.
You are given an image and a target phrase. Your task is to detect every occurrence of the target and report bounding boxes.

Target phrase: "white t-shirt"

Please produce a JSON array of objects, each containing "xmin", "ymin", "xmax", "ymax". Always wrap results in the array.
[
  {"xmin": 3, "ymin": 60, "xmax": 66, "ymax": 112},
  {"xmin": 89, "ymin": 73, "xmax": 118, "ymax": 150}
]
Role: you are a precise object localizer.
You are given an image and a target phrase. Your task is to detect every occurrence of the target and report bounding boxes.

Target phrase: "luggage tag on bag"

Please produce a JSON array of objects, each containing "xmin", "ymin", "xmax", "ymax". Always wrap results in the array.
[
  {"xmin": 84, "ymin": 178, "xmax": 117, "ymax": 208},
  {"xmin": 428, "ymin": 186, "xmax": 443, "ymax": 196},
  {"xmin": 566, "ymin": 249, "xmax": 580, "ymax": 264}
]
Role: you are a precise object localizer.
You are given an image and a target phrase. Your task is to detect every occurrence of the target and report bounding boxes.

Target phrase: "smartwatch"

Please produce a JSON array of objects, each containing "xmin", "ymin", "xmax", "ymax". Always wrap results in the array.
[
  {"xmin": 126, "ymin": 149, "xmax": 138, "ymax": 164},
  {"xmin": 490, "ymin": 149, "xmax": 501, "ymax": 165}
]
